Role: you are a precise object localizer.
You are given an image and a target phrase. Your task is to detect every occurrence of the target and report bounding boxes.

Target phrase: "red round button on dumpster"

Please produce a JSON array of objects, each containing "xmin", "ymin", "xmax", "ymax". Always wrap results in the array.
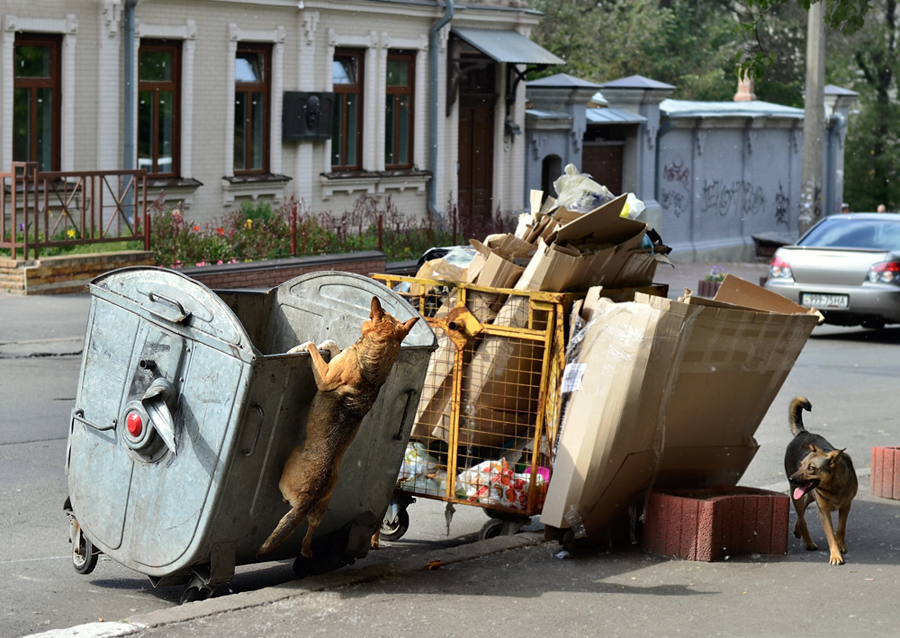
[{"xmin": 126, "ymin": 412, "xmax": 143, "ymax": 437}]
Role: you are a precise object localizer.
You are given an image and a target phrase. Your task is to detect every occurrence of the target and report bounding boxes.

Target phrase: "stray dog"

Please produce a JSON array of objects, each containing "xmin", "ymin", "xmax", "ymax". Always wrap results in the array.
[
  {"xmin": 257, "ymin": 296, "xmax": 418, "ymax": 559},
  {"xmin": 784, "ymin": 396, "xmax": 858, "ymax": 565}
]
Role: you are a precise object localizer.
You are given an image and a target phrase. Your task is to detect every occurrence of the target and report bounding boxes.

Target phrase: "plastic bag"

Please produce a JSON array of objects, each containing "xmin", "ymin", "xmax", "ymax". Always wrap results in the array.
[
  {"xmin": 457, "ymin": 459, "xmax": 548, "ymax": 510},
  {"xmin": 621, "ymin": 193, "xmax": 646, "ymax": 220},
  {"xmin": 552, "ymin": 164, "xmax": 615, "ymax": 213}
]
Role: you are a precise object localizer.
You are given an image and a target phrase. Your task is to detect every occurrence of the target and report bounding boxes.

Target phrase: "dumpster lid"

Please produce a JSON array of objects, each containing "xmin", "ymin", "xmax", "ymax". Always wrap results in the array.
[
  {"xmin": 90, "ymin": 267, "xmax": 256, "ymax": 356},
  {"xmin": 273, "ymin": 272, "xmax": 437, "ymax": 350}
]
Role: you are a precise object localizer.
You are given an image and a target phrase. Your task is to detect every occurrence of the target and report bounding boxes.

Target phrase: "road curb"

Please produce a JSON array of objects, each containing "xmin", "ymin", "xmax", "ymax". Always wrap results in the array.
[{"xmin": 25, "ymin": 533, "xmax": 545, "ymax": 638}]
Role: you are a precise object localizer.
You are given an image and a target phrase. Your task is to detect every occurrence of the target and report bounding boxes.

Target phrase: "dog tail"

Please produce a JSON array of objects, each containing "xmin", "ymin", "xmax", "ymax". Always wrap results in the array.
[
  {"xmin": 789, "ymin": 396, "xmax": 812, "ymax": 436},
  {"xmin": 256, "ymin": 502, "xmax": 312, "ymax": 558}
]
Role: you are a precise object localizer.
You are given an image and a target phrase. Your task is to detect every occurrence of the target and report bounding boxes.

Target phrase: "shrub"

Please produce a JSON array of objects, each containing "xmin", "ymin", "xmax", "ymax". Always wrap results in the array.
[{"xmin": 149, "ymin": 192, "xmax": 511, "ymax": 268}]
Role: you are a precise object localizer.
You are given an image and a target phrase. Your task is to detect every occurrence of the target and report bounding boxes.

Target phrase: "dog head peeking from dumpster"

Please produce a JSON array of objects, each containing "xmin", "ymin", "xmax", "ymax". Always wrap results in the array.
[{"xmin": 257, "ymin": 296, "xmax": 419, "ymax": 559}]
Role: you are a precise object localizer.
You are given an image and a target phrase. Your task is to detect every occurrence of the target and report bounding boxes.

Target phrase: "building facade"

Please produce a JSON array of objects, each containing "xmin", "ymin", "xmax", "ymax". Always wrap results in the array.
[
  {"xmin": 524, "ymin": 74, "xmax": 858, "ymax": 262},
  {"xmin": 1, "ymin": 0, "xmax": 561, "ymax": 228}
]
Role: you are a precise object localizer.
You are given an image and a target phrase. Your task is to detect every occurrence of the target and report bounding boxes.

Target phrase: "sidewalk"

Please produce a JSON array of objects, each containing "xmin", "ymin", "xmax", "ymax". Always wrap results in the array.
[{"xmin": 30, "ymin": 482, "xmax": 900, "ymax": 637}]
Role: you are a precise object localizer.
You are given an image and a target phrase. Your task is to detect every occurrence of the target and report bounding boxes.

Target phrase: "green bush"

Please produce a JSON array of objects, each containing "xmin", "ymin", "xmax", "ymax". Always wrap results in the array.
[{"xmin": 150, "ymin": 193, "xmax": 469, "ymax": 268}]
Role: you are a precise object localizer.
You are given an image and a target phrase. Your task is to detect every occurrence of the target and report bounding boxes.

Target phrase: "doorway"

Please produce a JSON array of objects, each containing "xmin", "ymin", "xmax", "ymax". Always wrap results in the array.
[{"xmin": 457, "ymin": 61, "xmax": 496, "ymax": 235}]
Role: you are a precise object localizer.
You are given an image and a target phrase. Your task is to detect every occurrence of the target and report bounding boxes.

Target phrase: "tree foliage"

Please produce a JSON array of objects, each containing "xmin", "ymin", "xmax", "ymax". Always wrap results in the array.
[
  {"xmin": 529, "ymin": 0, "xmax": 738, "ymax": 100},
  {"xmin": 827, "ymin": 0, "xmax": 900, "ymax": 211}
]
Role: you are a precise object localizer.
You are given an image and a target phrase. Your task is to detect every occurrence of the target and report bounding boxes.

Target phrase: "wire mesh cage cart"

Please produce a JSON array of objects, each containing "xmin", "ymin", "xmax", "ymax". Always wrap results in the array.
[
  {"xmin": 373, "ymin": 274, "xmax": 582, "ymax": 540},
  {"xmin": 65, "ymin": 268, "xmax": 436, "ymax": 602}
]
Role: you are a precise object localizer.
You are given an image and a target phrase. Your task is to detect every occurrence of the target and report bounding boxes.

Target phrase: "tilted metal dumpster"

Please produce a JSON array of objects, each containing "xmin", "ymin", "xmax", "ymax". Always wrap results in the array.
[{"xmin": 64, "ymin": 268, "xmax": 436, "ymax": 602}]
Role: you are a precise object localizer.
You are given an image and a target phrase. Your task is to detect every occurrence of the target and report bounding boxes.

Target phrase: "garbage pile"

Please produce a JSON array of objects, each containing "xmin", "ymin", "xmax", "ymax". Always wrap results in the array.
[
  {"xmin": 390, "ymin": 164, "xmax": 821, "ymax": 543},
  {"xmin": 414, "ymin": 163, "xmax": 672, "ymax": 293}
]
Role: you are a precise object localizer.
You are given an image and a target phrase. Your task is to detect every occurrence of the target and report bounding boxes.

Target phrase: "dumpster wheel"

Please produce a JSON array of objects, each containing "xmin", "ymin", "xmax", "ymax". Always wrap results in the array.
[
  {"xmin": 380, "ymin": 507, "xmax": 410, "ymax": 542},
  {"xmin": 68, "ymin": 514, "xmax": 99, "ymax": 575},
  {"xmin": 180, "ymin": 584, "xmax": 215, "ymax": 605}
]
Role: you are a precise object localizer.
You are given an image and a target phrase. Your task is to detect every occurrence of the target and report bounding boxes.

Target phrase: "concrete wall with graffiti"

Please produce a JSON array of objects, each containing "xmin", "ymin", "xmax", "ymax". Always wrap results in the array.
[{"xmin": 657, "ymin": 101, "xmax": 804, "ymax": 261}]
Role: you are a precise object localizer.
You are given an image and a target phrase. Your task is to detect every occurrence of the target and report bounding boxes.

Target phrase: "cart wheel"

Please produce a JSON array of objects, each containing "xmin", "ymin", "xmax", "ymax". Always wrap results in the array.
[
  {"xmin": 480, "ymin": 519, "xmax": 505, "ymax": 540},
  {"xmin": 180, "ymin": 585, "xmax": 214, "ymax": 605},
  {"xmin": 71, "ymin": 521, "xmax": 98, "ymax": 575},
  {"xmin": 380, "ymin": 507, "xmax": 410, "ymax": 542}
]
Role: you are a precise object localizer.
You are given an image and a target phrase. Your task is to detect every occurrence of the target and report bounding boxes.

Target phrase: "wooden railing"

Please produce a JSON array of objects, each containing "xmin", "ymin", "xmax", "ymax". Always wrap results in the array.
[{"xmin": 1, "ymin": 162, "xmax": 149, "ymax": 260}]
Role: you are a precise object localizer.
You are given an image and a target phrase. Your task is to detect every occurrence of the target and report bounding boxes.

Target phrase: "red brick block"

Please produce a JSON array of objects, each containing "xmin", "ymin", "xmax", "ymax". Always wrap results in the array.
[
  {"xmin": 871, "ymin": 447, "xmax": 900, "ymax": 500},
  {"xmin": 641, "ymin": 487, "xmax": 789, "ymax": 561}
]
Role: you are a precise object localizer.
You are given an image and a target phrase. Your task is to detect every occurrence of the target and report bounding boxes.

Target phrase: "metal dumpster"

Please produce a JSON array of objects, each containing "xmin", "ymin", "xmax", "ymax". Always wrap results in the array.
[{"xmin": 64, "ymin": 268, "xmax": 436, "ymax": 602}]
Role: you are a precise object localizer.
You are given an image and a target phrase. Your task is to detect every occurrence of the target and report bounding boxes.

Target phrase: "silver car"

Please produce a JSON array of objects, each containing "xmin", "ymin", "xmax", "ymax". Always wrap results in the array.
[{"xmin": 764, "ymin": 213, "xmax": 900, "ymax": 329}]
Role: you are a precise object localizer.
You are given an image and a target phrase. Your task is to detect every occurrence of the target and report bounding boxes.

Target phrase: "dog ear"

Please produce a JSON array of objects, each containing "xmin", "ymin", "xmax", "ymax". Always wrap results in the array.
[
  {"xmin": 828, "ymin": 448, "xmax": 846, "ymax": 463},
  {"xmin": 401, "ymin": 316, "xmax": 419, "ymax": 335},
  {"xmin": 809, "ymin": 444, "xmax": 820, "ymax": 454},
  {"xmin": 370, "ymin": 296, "xmax": 384, "ymax": 320}
]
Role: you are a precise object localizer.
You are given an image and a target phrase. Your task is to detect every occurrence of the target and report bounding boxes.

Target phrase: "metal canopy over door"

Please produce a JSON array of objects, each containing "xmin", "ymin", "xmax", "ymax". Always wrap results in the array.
[{"xmin": 449, "ymin": 28, "xmax": 563, "ymax": 233}]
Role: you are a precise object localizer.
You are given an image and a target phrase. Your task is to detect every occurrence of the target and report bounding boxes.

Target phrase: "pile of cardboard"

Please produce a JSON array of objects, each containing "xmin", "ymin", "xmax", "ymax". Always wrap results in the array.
[
  {"xmin": 418, "ymin": 191, "xmax": 669, "ymax": 294},
  {"xmin": 410, "ymin": 190, "xmax": 671, "ymax": 450},
  {"xmin": 540, "ymin": 275, "xmax": 822, "ymax": 540}
]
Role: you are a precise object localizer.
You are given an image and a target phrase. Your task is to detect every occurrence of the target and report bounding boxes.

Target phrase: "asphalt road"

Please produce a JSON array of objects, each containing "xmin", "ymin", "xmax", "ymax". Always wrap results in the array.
[{"xmin": 2, "ymin": 270, "xmax": 900, "ymax": 637}]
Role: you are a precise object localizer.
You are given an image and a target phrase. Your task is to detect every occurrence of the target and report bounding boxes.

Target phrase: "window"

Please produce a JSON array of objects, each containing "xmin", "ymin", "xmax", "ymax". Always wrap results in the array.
[
  {"xmin": 234, "ymin": 43, "xmax": 271, "ymax": 174},
  {"xmin": 385, "ymin": 51, "xmax": 414, "ymax": 169},
  {"xmin": 138, "ymin": 40, "xmax": 180, "ymax": 177},
  {"xmin": 13, "ymin": 34, "xmax": 61, "ymax": 172},
  {"xmin": 332, "ymin": 49, "xmax": 364, "ymax": 171}
]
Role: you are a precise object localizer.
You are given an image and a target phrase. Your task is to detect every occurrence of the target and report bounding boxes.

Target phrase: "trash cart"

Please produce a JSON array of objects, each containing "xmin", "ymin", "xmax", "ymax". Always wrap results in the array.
[
  {"xmin": 372, "ymin": 274, "xmax": 668, "ymax": 542},
  {"xmin": 65, "ymin": 268, "xmax": 436, "ymax": 602}
]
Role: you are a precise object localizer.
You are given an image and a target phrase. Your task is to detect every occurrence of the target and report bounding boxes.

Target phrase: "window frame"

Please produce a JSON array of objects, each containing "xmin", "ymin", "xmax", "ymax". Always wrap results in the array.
[
  {"xmin": 331, "ymin": 48, "xmax": 365, "ymax": 172},
  {"xmin": 384, "ymin": 50, "xmax": 415, "ymax": 170},
  {"xmin": 233, "ymin": 42, "xmax": 272, "ymax": 176},
  {"xmin": 13, "ymin": 33, "xmax": 62, "ymax": 172},
  {"xmin": 138, "ymin": 39, "xmax": 181, "ymax": 178}
]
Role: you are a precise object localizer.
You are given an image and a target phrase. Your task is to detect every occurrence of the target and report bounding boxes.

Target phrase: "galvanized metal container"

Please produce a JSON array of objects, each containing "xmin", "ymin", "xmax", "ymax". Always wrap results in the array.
[{"xmin": 65, "ymin": 268, "xmax": 436, "ymax": 600}]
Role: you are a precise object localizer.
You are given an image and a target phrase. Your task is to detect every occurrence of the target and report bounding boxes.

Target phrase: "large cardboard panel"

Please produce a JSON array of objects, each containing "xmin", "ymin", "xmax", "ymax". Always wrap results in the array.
[
  {"xmin": 542, "ymin": 285, "xmax": 819, "ymax": 536},
  {"xmin": 554, "ymin": 193, "xmax": 641, "ymax": 246},
  {"xmin": 541, "ymin": 295, "xmax": 692, "ymax": 528},
  {"xmin": 661, "ymin": 295, "xmax": 819, "ymax": 452}
]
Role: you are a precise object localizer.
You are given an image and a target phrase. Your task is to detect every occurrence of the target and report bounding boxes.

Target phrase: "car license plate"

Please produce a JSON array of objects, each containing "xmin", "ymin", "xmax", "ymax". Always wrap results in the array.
[{"xmin": 801, "ymin": 293, "xmax": 849, "ymax": 309}]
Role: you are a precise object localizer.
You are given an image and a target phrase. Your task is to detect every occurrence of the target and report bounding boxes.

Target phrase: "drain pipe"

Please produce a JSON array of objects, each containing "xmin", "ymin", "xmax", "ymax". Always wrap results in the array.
[
  {"xmin": 427, "ymin": 0, "xmax": 453, "ymax": 222},
  {"xmin": 123, "ymin": 0, "xmax": 139, "ymax": 170}
]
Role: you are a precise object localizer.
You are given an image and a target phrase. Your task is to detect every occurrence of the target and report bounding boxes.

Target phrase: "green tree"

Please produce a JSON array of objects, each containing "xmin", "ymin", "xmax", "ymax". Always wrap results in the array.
[
  {"xmin": 529, "ymin": 0, "xmax": 807, "ymax": 103},
  {"xmin": 828, "ymin": 0, "xmax": 900, "ymax": 211},
  {"xmin": 530, "ymin": 0, "xmax": 737, "ymax": 100}
]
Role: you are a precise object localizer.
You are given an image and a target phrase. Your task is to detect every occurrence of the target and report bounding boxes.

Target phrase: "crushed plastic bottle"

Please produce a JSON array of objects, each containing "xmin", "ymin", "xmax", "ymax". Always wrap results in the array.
[{"xmin": 564, "ymin": 505, "xmax": 587, "ymax": 539}]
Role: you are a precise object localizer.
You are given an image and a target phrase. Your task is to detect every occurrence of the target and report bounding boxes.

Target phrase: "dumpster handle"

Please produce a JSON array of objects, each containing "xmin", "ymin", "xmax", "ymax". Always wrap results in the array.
[
  {"xmin": 148, "ymin": 292, "xmax": 192, "ymax": 323},
  {"xmin": 394, "ymin": 390, "xmax": 417, "ymax": 441},
  {"xmin": 72, "ymin": 409, "xmax": 116, "ymax": 432},
  {"xmin": 241, "ymin": 404, "xmax": 264, "ymax": 457}
]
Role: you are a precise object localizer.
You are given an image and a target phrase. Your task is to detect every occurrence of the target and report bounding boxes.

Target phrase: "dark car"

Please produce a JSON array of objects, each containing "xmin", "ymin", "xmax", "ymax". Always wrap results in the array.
[{"xmin": 764, "ymin": 213, "xmax": 900, "ymax": 329}]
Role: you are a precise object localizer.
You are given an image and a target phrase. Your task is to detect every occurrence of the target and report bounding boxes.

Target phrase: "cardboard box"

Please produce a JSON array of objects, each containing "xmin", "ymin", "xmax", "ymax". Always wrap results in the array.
[{"xmin": 541, "ymin": 276, "xmax": 820, "ymax": 537}]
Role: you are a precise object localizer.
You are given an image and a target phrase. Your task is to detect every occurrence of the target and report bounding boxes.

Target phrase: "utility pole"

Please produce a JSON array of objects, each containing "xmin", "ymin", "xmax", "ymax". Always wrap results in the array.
[{"xmin": 799, "ymin": 0, "xmax": 826, "ymax": 235}]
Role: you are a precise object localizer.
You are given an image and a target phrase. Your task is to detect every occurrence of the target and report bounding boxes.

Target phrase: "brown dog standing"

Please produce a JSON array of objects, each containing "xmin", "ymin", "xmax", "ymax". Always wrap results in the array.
[
  {"xmin": 784, "ymin": 396, "xmax": 858, "ymax": 565},
  {"xmin": 257, "ymin": 296, "xmax": 418, "ymax": 559}
]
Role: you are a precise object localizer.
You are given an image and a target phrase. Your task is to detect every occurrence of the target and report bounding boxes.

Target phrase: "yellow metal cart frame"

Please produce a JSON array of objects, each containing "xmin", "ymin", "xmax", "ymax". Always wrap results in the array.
[{"xmin": 374, "ymin": 273, "xmax": 582, "ymax": 538}]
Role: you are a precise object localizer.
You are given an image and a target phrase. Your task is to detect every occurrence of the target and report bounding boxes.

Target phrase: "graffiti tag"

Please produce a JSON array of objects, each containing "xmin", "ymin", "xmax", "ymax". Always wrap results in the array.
[{"xmin": 700, "ymin": 179, "xmax": 766, "ymax": 218}]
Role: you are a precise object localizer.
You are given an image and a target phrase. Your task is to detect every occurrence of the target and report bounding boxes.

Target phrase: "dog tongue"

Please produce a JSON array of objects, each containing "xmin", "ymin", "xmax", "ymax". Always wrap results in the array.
[{"xmin": 793, "ymin": 487, "xmax": 806, "ymax": 500}]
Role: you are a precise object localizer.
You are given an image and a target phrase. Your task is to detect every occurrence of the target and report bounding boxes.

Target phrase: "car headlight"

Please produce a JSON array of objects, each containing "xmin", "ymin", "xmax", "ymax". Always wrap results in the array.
[
  {"xmin": 867, "ymin": 260, "xmax": 900, "ymax": 284},
  {"xmin": 769, "ymin": 255, "xmax": 793, "ymax": 280}
]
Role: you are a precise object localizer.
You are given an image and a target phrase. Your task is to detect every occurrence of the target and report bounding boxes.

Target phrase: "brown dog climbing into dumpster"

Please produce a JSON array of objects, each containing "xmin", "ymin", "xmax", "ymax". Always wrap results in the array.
[
  {"xmin": 257, "ymin": 296, "xmax": 418, "ymax": 559},
  {"xmin": 784, "ymin": 396, "xmax": 858, "ymax": 565}
]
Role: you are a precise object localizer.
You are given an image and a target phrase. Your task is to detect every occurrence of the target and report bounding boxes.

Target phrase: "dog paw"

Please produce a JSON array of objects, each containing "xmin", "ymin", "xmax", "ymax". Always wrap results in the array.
[
  {"xmin": 829, "ymin": 553, "xmax": 845, "ymax": 565},
  {"xmin": 317, "ymin": 339, "xmax": 340, "ymax": 357},
  {"xmin": 288, "ymin": 341, "xmax": 315, "ymax": 354},
  {"xmin": 804, "ymin": 542, "xmax": 818, "ymax": 551}
]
